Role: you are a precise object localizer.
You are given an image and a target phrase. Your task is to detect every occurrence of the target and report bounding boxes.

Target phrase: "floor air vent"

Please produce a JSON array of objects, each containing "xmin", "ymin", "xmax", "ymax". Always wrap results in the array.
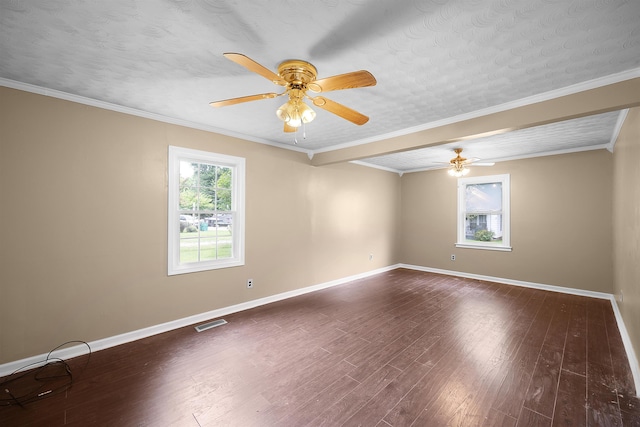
[{"xmin": 195, "ymin": 319, "xmax": 227, "ymax": 332}]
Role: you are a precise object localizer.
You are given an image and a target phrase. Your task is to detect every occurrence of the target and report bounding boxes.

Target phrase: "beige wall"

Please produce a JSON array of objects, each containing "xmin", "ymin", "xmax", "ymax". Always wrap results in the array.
[
  {"xmin": 0, "ymin": 87, "xmax": 401, "ymax": 364},
  {"xmin": 399, "ymin": 150, "xmax": 613, "ymax": 293},
  {"xmin": 613, "ymin": 107, "xmax": 640, "ymax": 365}
]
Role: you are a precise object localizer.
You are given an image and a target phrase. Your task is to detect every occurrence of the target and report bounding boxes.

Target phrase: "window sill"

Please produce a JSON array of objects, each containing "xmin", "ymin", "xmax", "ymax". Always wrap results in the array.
[{"xmin": 455, "ymin": 243, "xmax": 512, "ymax": 252}]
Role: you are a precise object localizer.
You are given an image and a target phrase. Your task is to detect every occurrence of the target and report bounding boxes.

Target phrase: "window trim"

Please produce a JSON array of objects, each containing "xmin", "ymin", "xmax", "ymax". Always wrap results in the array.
[
  {"xmin": 168, "ymin": 146, "xmax": 245, "ymax": 275},
  {"xmin": 455, "ymin": 173, "xmax": 511, "ymax": 252}
]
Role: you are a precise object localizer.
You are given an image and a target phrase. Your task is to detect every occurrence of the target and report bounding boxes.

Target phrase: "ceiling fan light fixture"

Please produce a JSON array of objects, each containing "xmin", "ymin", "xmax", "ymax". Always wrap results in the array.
[
  {"xmin": 276, "ymin": 99, "xmax": 316, "ymax": 128},
  {"xmin": 447, "ymin": 148, "xmax": 471, "ymax": 176},
  {"xmin": 448, "ymin": 165, "xmax": 470, "ymax": 177}
]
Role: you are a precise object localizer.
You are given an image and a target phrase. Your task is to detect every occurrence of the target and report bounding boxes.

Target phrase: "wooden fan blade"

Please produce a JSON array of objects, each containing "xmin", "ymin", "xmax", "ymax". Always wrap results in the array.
[
  {"xmin": 284, "ymin": 123, "xmax": 296, "ymax": 133},
  {"xmin": 210, "ymin": 92, "xmax": 279, "ymax": 108},
  {"xmin": 307, "ymin": 70, "xmax": 376, "ymax": 93},
  {"xmin": 223, "ymin": 53, "xmax": 286, "ymax": 86},
  {"xmin": 462, "ymin": 157, "xmax": 494, "ymax": 166},
  {"xmin": 311, "ymin": 96, "xmax": 369, "ymax": 125}
]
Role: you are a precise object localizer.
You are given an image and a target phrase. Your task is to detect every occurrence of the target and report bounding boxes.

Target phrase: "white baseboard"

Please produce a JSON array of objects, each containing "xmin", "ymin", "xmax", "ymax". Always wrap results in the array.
[
  {"xmin": 399, "ymin": 264, "xmax": 614, "ymax": 299},
  {"xmin": 399, "ymin": 263, "xmax": 640, "ymax": 396},
  {"xmin": 0, "ymin": 264, "xmax": 399, "ymax": 377},
  {"xmin": 2, "ymin": 263, "xmax": 638, "ymax": 397},
  {"xmin": 609, "ymin": 297, "xmax": 640, "ymax": 397}
]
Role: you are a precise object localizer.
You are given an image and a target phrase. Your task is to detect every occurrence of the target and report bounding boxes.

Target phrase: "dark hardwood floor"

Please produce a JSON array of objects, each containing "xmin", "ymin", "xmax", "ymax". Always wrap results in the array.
[{"xmin": 2, "ymin": 269, "xmax": 639, "ymax": 426}]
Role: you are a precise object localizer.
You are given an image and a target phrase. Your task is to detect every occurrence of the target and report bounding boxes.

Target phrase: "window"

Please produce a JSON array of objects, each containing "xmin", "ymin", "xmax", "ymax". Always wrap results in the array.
[
  {"xmin": 456, "ymin": 174, "xmax": 511, "ymax": 251},
  {"xmin": 168, "ymin": 146, "xmax": 245, "ymax": 275}
]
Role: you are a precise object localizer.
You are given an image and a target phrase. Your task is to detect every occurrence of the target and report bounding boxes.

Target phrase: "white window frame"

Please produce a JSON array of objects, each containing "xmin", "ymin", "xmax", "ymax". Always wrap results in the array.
[
  {"xmin": 456, "ymin": 174, "xmax": 511, "ymax": 252},
  {"xmin": 168, "ymin": 146, "xmax": 245, "ymax": 275}
]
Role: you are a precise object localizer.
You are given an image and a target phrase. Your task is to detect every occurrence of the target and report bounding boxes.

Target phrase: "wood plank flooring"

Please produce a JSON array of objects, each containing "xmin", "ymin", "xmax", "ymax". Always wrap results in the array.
[{"xmin": 2, "ymin": 269, "xmax": 639, "ymax": 426}]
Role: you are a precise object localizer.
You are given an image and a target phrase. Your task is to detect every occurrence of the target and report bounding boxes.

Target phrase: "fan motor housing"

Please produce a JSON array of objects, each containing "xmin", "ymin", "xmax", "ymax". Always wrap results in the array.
[{"xmin": 277, "ymin": 60, "xmax": 317, "ymax": 86}]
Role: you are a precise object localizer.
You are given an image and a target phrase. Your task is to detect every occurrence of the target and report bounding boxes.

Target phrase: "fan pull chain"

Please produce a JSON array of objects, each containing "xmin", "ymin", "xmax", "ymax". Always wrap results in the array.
[
  {"xmin": 293, "ymin": 125, "xmax": 298, "ymax": 145},
  {"xmin": 303, "ymin": 122, "xmax": 307, "ymax": 140}
]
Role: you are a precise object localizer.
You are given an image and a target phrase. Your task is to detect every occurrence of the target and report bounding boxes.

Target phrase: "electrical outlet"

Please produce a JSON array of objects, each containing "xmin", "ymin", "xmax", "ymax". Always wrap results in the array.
[
  {"xmin": 451, "ymin": 254, "xmax": 456, "ymax": 261},
  {"xmin": 247, "ymin": 279, "xmax": 253, "ymax": 289}
]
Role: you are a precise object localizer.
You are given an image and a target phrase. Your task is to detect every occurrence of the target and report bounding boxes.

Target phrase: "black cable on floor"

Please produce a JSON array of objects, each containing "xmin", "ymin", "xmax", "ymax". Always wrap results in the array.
[{"xmin": 0, "ymin": 340, "xmax": 91, "ymax": 407}]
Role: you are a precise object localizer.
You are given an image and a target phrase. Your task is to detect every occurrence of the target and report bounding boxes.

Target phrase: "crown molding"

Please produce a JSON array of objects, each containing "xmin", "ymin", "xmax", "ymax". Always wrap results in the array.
[
  {"xmin": 349, "ymin": 160, "xmax": 403, "ymax": 175},
  {"xmin": 607, "ymin": 109, "xmax": 630, "ymax": 153}
]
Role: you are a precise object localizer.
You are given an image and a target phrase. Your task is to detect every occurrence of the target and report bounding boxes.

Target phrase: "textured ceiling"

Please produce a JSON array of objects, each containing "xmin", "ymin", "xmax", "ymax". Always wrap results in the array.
[
  {"xmin": 1, "ymin": 0, "xmax": 640, "ymax": 172},
  {"xmin": 360, "ymin": 111, "xmax": 622, "ymax": 172}
]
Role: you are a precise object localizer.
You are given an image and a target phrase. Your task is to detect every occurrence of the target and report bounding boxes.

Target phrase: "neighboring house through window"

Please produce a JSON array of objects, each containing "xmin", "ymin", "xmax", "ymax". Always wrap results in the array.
[
  {"xmin": 456, "ymin": 174, "xmax": 511, "ymax": 251},
  {"xmin": 168, "ymin": 146, "xmax": 245, "ymax": 275}
]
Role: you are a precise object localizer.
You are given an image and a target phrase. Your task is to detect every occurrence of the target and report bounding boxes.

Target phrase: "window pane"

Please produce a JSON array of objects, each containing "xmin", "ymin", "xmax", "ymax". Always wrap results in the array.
[
  {"xmin": 179, "ymin": 214, "xmax": 198, "ymax": 232},
  {"xmin": 200, "ymin": 186, "xmax": 215, "ymax": 208},
  {"xmin": 217, "ymin": 189, "xmax": 232, "ymax": 211},
  {"xmin": 199, "ymin": 238, "xmax": 218, "ymax": 261},
  {"xmin": 179, "ymin": 234, "xmax": 199, "ymax": 263},
  {"xmin": 180, "ymin": 161, "xmax": 197, "ymax": 185},
  {"xmin": 179, "ymin": 187, "xmax": 198, "ymax": 210},
  {"xmin": 217, "ymin": 166, "xmax": 232, "ymax": 189},
  {"xmin": 465, "ymin": 214, "xmax": 503, "ymax": 242},
  {"xmin": 213, "ymin": 226, "xmax": 233, "ymax": 259},
  {"xmin": 178, "ymin": 204, "xmax": 235, "ymax": 262},
  {"xmin": 465, "ymin": 182, "xmax": 502, "ymax": 212},
  {"xmin": 199, "ymin": 163, "xmax": 217, "ymax": 188},
  {"xmin": 197, "ymin": 190, "xmax": 214, "ymax": 211}
]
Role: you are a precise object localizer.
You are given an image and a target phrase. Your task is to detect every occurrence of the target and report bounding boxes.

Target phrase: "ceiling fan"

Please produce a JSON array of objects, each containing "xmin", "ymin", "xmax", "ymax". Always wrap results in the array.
[
  {"xmin": 447, "ymin": 148, "xmax": 494, "ymax": 177},
  {"xmin": 210, "ymin": 53, "xmax": 376, "ymax": 133}
]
